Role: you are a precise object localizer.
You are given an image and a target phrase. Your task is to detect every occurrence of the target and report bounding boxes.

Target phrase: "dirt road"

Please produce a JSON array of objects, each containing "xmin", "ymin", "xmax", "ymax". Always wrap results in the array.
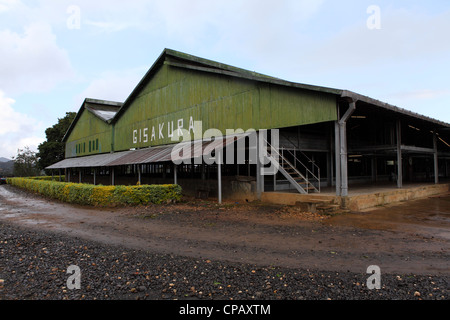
[{"xmin": 0, "ymin": 185, "xmax": 449, "ymax": 276}]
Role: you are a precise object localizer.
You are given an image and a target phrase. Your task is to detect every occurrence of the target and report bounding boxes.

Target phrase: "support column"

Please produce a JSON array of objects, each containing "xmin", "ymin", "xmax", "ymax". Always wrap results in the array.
[
  {"xmin": 256, "ymin": 132, "xmax": 262, "ymax": 200},
  {"xmin": 201, "ymin": 164, "xmax": 206, "ymax": 180},
  {"xmin": 79, "ymin": 169, "xmax": 82, "ymax": 184},
  {"xmin": 433, "ymin": 130, "xmax": 439, "ymax": 184},
  {"xmin": 371, "ymin": 157, "xmax": 377, "ymax": 182},
  {"xmin": 138, "ymin": 165, "xmax": 141, "ymax": 185},
  {"xmin": 339, "ymin": 100, "xmax": 356, "ymax": 197},
  {"xmin": 446, "ymin": 160, "xmax": 449, "ymax": 178},
  {"xmin": 327, "ymin": 153, "xmax": 332, "ymax": 188},
  {"xmin": 335, "ymin": 121, "xmax": 341, "ymax": 195},
  {"xmin": 111, "ymin": 168, "xmax": 115, "ymax": 186},
  {"xmin": 273, "ymin": 172, "xmax": 276, "ymax": 191},
  {"xmin": 261, "ymin": 166, "xmax": 264, "ymax": 193},
  {"xmin": 93, "ymin": 168, "xmax": 97, "ymax": 186},
  {"xmin": 339, "ymin": 121, "xmax": 348, "ymax": 196},
  {"xmin": 396, "ymin": 120, "xmax": 403, "ymax": 188},
  {"xmin": 217, "ymin": 150, "xmax": 222, "ymax": 204},
  {"xmin": 174, "ymin": 164, "xmax": 178, "ymax": 185},
  {"xmin": 328, "ymin": 126, "xmax": 333, "ymax": 188}
]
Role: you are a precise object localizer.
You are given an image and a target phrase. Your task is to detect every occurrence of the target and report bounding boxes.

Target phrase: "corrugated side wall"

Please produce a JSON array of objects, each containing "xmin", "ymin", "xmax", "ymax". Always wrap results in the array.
[
  {"xmin": 65, "ymin": 109, "xmax": 113, "ymax": 158},
  {"xmin": 113, "ymin": 64, "xmax": 338, "ymax": 152}
]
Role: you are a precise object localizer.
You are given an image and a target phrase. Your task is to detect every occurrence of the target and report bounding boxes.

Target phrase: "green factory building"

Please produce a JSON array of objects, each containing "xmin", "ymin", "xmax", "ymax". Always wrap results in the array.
[{"xmin": 47, "ymin": 49, "xmax": 450, "ymax": 206}]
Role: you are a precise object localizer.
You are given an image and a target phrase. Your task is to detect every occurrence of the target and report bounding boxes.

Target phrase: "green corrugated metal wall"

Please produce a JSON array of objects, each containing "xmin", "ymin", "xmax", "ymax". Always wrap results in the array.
[
  {"xmin": 65, "ymin": 109, "xmax": 112, "ymax": 158},
  {"xmin": 66, "ymin": 63, "xmax": 338, "ymax": 157},
  {"xmin": 113, "ymin": 64, "xmax": 337, "ymax": 151}
]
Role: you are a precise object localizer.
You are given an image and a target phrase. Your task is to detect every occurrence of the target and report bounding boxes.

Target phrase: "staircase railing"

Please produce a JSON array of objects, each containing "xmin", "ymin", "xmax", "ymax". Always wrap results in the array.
[
  {"xmin": 264, "ymin": 139, "xmax": 320, "ymax": 194},
  {"xmin": 282, "ymin": 149, "xmax": 321, "ymax": 193}
]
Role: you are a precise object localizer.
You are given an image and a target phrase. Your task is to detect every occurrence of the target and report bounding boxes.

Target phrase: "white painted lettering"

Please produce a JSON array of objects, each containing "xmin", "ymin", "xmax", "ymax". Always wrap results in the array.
[
  {"xmin": 177, "ymin": 118, "xmax": 184, "ymax": 137},
  {"xmin": 133, "ymin": 129, "xmax": 137, "ymax": 144},
  {"xmin": 159, "ymin": 123, "xmax": 164, "ymax": 139},
  {"xmin": 151, "ymin": 126, "xmax": 156, "ymax": 141},
  {"xmin": 143, "ymin": 127, "xmax": 148, "ymax": 143},
  {"xmin": 189, "ymin": 116, "xmax": 194, "ymax": 134},
  {"xmin": 168, "ymin": 121, "xmax": 174, "ymax": 138}
]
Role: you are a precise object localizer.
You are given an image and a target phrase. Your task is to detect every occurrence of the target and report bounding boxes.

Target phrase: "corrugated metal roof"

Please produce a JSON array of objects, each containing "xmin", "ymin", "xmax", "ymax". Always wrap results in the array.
[
  {"xmin": 107, "ymin": 146, "xmax": 174, "ymax": 166},
  {"xmin": 170, "ymin": 134, "xmax": 244, "ymax": 163},
  {"xmin": 47, "ymin": 134, "xmax": 249, "ymax": 169},
  {"xmin": 62, "ymin": 98, "xmax": 123, "ymax": 142},
  {"xmin": 46, "ymin": 150, "xmax": 133, "ymax": 169}
]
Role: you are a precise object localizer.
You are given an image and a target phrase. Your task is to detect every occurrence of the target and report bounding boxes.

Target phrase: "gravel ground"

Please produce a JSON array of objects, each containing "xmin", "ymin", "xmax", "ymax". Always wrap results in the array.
[{"xmin": 1, "ymin": 222, "xmax": 448, "ymax": 301}]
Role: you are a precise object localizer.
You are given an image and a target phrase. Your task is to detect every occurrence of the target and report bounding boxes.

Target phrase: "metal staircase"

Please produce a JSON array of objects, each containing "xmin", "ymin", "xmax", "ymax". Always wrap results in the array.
[{"xmin": 265, "ymin": 140, "xmax": 320, "ymax": 194}]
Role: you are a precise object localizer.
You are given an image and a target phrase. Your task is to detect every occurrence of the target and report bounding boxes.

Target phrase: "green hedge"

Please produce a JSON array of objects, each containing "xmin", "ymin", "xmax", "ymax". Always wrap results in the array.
[
  {"xmin": 6, "ymin": 177, "xmax": 182, "ymax": 207},
  {"xmin": 27, "ymin": 175, "xmax": 66, "ymax": 181}
]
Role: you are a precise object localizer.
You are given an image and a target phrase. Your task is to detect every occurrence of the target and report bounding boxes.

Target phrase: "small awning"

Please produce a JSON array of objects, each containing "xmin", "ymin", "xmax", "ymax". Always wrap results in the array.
[{"xmin": 46, "ymin": 133, "xmax": 250, "ymax": 170}]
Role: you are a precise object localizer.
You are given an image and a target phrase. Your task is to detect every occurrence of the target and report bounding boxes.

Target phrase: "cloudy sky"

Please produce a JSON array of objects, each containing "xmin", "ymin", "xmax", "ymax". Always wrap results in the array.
[{"xmin": 0, "ymin": 0, "xmax": 449, "ymax": 159}]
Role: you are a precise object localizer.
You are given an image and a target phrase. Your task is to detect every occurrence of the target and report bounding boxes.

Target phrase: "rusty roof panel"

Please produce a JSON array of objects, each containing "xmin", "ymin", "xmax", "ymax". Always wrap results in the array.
[{"xmin": 47, "ymin": 134, "xmax": 249, "ymax": 170}]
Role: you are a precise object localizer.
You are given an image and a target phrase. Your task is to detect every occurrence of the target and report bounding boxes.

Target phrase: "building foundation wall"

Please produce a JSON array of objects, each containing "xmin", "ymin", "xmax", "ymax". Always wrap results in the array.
[{"xmin": 346, "ymin": 183, "xmax": 450, "ymax": 211}]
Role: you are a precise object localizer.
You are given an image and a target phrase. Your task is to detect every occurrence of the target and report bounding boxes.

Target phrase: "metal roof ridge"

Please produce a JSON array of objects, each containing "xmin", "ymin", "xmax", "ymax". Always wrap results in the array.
[{"xmin": 84, "ymin": 98, "xmax": 123, "ymax": 107}]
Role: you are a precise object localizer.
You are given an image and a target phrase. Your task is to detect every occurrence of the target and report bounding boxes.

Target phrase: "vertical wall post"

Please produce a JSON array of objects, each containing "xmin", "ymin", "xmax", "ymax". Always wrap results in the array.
[
  {"xmin": 326, "ymin": 146, "xmax": 332, "ymax": 188},
  {"xmin": 334, "ymin": 122, "xmax": 341, "ymax": 196},
  {"xmin": 339, "ymin": 121, "xmax": 348, "ymax": 196},
  {"xmin": 138, "ymin": 164, "xmax": 141, "ymax": 185},
  {"xmin": 433, "ymin": 130, "xmax": 439, "ymax": 184},
  {"xmin": 256, "ymin": 132, "xmax": 262, "ymax": 200},
  {"xmin": 273, "ymin": 172, "xmax": 277, "ymax": 191},
  {"xmin": 396, "ymin": 120, "xmax": 403, "ymax": 188},
  {"xmin": 201, "ymin": 163, "xmax": 206, "ymax": 180},
  {"xmin": 174, "ymin": 164, "xmax": 178, "ymax": 185},
  {"xmin": 217, "ymin": 149, "xmax": 222, "ymax": 204},
  {"xmin": 371, "ymin": 157, "xmax": 378, "ymax": 182},
  {"xmin": 338, "ymin": 100, "xmax": 356, "ymax": 197}
]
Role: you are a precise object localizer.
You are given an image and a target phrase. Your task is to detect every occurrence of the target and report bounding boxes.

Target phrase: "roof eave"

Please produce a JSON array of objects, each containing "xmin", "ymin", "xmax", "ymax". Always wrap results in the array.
[{"xmin": 341, "ymin": 90, "xmax": 450, "ymax": 128}]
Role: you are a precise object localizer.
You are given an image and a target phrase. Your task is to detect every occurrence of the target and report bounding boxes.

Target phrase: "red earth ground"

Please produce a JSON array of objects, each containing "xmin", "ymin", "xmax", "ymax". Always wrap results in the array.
[{"xmin": 0, "ymin": 185, "xmax": 449, "ymax": 276}]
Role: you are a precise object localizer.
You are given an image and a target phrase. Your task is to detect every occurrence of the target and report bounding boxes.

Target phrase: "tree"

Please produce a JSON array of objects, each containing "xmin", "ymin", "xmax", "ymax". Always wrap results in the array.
[
  {"xmin": 13, "ymin": 146, "xmax": 40, "ymax": 177},
  {"xmin": 37, "ymin": 112, "xmax": 76, "ymax": 173}
]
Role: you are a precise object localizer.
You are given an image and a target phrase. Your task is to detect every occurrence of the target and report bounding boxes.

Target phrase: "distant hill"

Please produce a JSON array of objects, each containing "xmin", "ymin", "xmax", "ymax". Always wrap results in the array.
[{"xmin": 0, "ymin": 159, "xmax": 14, "ymax": 176}]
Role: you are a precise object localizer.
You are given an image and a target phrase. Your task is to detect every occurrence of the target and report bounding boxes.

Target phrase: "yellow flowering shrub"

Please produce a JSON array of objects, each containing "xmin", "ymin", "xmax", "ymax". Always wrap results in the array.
[{"xmin": 6, "ymin": 177, "xmax": 182, "ymax": 207}]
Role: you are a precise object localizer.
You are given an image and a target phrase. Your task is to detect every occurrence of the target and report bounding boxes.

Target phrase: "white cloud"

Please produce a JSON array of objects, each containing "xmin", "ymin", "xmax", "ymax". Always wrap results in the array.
[
  {"xmin": 0, "ymin": 90, "xmax": 44, "ymax": 158},
  {"xmin": 17, "ymin": 136, "xmax": 45, "ymax": 151},
  {"xmin": 300, "ymin": 7, "xmax": 450, "ymax": 73},
  {"xmin": 0, "ymin": 22, "xmax": 74, "ymax": 95},
  {"xmin": 150, "ymin": 0, "xmax": 324, "ymax": 49},
  {"xmin": 0, "ymin": 90, "xmax": 34, "ymax": 135},
  {"xmin": 77, "ymin": 67, "xmax": 147, "ymax": 104},
  {"xmin": 0, "ymin": 0, "xmax": 20, "ymax": 13},
  {"xmin": 84, "ymin": 20, "xmax": 132, "ymax": 33}
]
